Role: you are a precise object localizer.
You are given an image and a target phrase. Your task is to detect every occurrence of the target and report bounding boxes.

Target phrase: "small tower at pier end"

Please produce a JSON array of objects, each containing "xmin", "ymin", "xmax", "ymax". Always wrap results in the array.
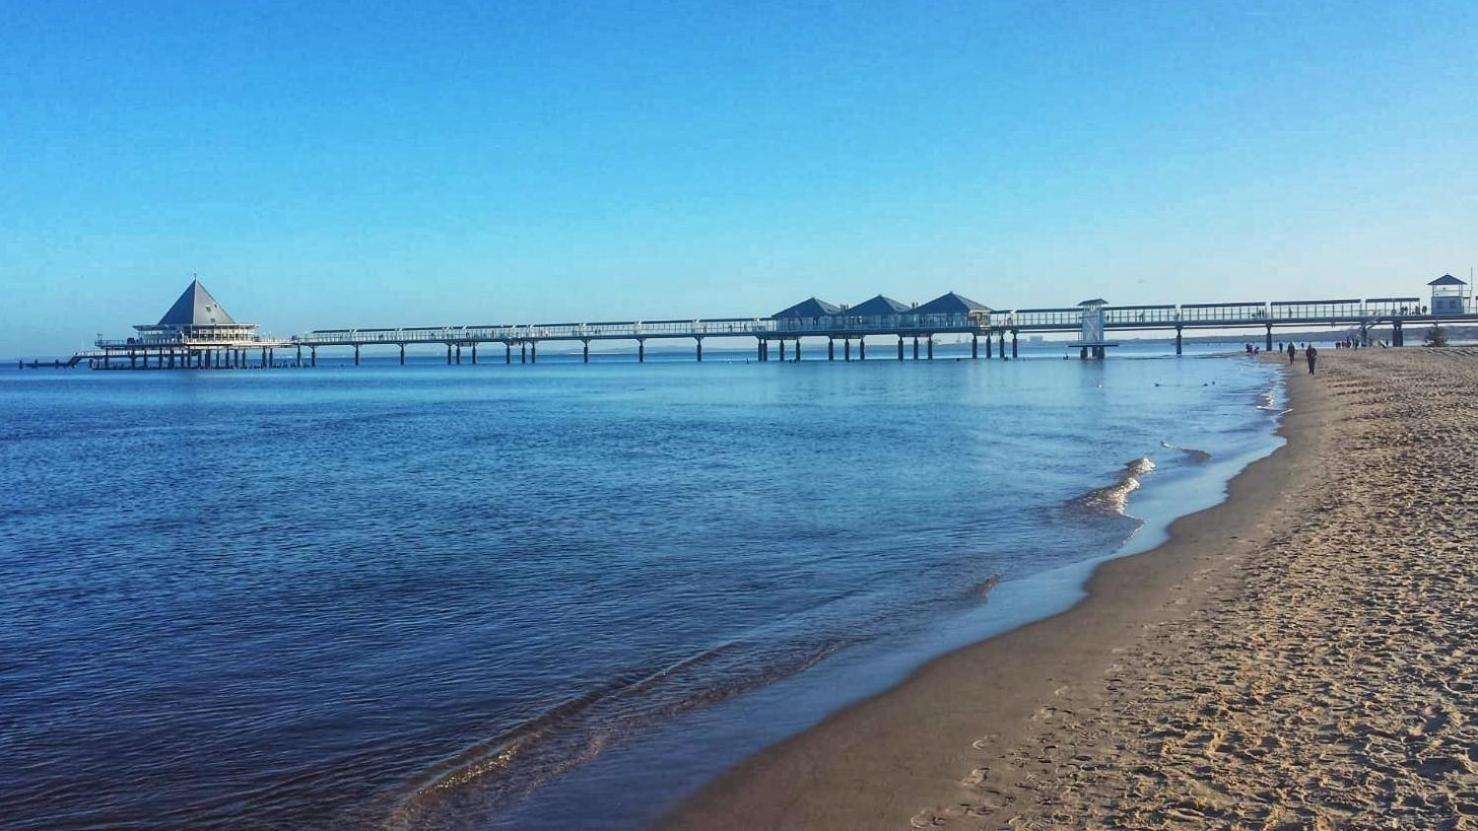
[
  {"xmin": 1069, "ymin": 297, "xmax": 1118, "ymax": 359},
  {"xmin": 1428, "ymin": 274, "xmax": 1470, "ymax": 316},
  {"xmin": 86, "ymin": 278, "xmax": 292, "ymax": 370}
]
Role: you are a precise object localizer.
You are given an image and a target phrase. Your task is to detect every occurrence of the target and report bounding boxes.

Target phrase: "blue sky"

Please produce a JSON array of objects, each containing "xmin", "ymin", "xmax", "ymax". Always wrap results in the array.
[{"xmin": 1, "ymin": 1, "xmax": 1475, "ymax": 354}]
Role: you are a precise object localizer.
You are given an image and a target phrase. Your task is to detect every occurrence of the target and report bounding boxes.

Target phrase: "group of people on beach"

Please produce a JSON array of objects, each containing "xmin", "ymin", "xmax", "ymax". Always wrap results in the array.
[{"xmin": 1265, "ymin": 341, "xmax": 1319, "ymax": 374}]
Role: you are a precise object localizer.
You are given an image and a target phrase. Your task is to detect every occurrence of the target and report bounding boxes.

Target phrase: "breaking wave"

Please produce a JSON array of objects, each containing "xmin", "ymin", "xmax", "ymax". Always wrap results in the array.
[{"xmin": 1071, "ymin": 457, "xmax": 1156, "ymax": 516}]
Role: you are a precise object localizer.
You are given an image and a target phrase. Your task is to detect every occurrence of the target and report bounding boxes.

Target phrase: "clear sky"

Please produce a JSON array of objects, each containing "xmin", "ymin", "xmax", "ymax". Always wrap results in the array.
[{"xmin": 1, "ymin": 0, "xmax": 1474, "ymax": 354}]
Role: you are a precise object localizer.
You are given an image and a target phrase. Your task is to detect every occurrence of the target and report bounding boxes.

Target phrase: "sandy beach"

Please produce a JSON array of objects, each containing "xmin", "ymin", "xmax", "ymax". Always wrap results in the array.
[{"xmin": 661, "ymin": 349, "xmax": 1477, "ymax": 830}]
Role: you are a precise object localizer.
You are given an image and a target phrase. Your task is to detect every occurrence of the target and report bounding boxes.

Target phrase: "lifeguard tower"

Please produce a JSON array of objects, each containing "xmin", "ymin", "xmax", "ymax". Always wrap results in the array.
[
  {"xmin": 1068, "ymin": 298, "xmax": 1118, "ymax": 359},
  {"xmin": 1428, "ymin": 274, "xmax": 1470, "ymax": 317}
]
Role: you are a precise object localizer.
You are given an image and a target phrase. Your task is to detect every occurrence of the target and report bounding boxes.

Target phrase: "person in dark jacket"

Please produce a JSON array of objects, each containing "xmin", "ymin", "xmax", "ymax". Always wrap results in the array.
[
  {"xmin": 1305, "ymin": 344, "xmax": 1318, "ymax": 374},
  {"xmin": 1287, "ymin": 342, "xmax": 1296, "ymax": 364}
]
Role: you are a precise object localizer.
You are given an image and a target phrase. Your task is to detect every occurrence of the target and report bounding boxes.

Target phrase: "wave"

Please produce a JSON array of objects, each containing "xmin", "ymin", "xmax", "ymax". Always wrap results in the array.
[
  {"xmin": 382, "ymin": 638, "xmax": 846, "ymax": 830},
  {"xmin": 1071, "ymin": 456, "xmax": 1156, "ymax": 516},
  {"xmin": 1159, "ymin": 440, "xmax": 1211, "ymax": 463}
]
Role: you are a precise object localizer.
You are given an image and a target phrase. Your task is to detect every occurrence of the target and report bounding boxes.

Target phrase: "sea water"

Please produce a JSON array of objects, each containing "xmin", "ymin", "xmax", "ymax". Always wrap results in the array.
[{"xmin": 0, "ymin": 342, "xmax": 1283, "ymax": 830}]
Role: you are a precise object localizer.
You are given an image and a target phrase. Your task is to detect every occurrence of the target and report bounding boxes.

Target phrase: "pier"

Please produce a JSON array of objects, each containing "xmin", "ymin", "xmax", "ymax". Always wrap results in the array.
[{"xmin": 33, "ymin": 275, "xmax": 1478, "ymax": 370}]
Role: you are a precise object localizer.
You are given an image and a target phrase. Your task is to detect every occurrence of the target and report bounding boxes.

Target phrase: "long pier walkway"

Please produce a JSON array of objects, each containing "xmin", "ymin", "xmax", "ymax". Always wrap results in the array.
[
  {"xmin": 38, "ymin": 277, "xmax": 1478, "ymax": 370},
  {"xmin": 285, "ymin": 297, "xmax": 1461, "ymax": 367}
]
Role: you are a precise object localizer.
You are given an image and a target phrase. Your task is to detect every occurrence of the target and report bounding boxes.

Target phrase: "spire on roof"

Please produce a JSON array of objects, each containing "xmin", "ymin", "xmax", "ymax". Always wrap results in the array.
[{"xmin": 157, "ymin": 279, "xmax": 238, "ymax": 327}]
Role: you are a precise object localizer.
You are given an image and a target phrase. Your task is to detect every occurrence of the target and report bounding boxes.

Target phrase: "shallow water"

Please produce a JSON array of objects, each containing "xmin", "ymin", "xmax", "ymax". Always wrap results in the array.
[{"xmin": 0, "ymin": 343, "xmax": 1282, "ymax": 830}]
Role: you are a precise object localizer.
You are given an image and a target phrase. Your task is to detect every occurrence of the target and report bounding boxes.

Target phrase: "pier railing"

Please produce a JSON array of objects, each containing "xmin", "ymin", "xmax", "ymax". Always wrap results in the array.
[{"xmin": 287, "ymin": 296, "xmax": 1450, "ymax": 349}]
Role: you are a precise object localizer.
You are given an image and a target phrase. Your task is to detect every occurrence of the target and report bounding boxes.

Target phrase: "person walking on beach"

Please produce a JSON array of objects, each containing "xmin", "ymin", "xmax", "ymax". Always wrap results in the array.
[
  {"xmin": 1287, "ymin": 342, "xmax": 1296, "ymax": 364},
  {"xmin": 1305, "ymin": 344, "xmax": 1318, "ymax": 374}
]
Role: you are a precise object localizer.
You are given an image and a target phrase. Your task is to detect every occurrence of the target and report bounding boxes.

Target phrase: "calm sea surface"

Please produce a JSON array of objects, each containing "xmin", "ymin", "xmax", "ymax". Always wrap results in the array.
[{"xmin": 0, "ymin": 342, "xmax": 1283, "ymax": 830}]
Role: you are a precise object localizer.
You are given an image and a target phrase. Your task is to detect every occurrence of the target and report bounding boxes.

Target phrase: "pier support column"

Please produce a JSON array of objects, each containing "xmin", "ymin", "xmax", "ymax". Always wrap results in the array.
[
  {"xmin": 794, "ymin": 338, "xmax": 801, "ymax": 362},
  {"xmin": 455, "ymin": 345, "xmax": 462, "ymax": 365},
  {"xmin": 844, "ymin": 339, "xmax": 851, "ymax": 361},
  {"xmin": 505, "ymin": 342, "xmax": 511, "ymax": 363},
  {"xmin": 897, "ymin": 336, "xmax": 904, "ymax": 361},
  {"xmin": 986, "ymin": 332, "xmax": 993, "ymax": 358},
  {"xmin": 913, "ymin": 337, "xmax": 919, "ymax": 359},
  {"xmin": 521, "ymin": 343, "xmax": 527, "ymax": 364},
  {"xmin": 354, "ymin": 346, "xmax": 361, "ymax": 366},
  {"xmin": 998, "ymin": 331, "xmax": 1006, "ymax": 360},
  {"xmin": 1081, "ymin": 347, "xmax": 1089, "ymax": 360},
  {"xmin": 858, "ymin": 339, "xmax": 865, "ymax": 360},
  {"xmin": 311, "ymin": 348, "xmax": 317, "ymax": 368},
  {"xmin": 779, "ymin": 340, "xmax": 786, "ymax": 361},
  {"xmin": 130, "ymin": 351, "xmax": 137, "ymax": 369},
  {"xmin": 971, "ymin": 335, "xmax": 978, "ymax": 359},
  {"xmin": 637, "ymin": 339, "xmax": 645, "ymax": 363},
  {"xmin": 927, "ymin": 337, "xmax": 934, "ymax": 360},
  {"xmin": 1175, "ymin": 326, "xmax": 1183, "ymax": 356},
  {"xmin": 472, "ymin": 343, "xmax": 478, "ymax": 365},
  {"xmin": 1265, "ymin": 325, "xmax": 1273, "ymax": 352},
  {"xmin": 695, "ymin": 338, "xmax": 702, "ymax": 362},
  {"xmin": 828, "ymin": 339, "xmax": 834, "ymax": 361},
  {"xmin": 757, "ymin": 339, "xmax": 765, "ymax": 362},
  {"xmin": 261, "ymin": 348, "xmax": 268, "ymax": 368},
  {"xmin": 530, "ymin": 342, "xmax": 537, "ymax": 363},
  {"xmin": 446, "ymin": 344, "xmax": 453, "ymax": 365},
  {"xmin": 584, "ymin": 340, "xmax": 590, "ymax": 363},
  {"xmin": 398, "ymin": 345, "xmax": 405, "ymax": 365},
  {"xmin": 1012, "ymin": 330, "xmax": 1019, "ymax": 358}
]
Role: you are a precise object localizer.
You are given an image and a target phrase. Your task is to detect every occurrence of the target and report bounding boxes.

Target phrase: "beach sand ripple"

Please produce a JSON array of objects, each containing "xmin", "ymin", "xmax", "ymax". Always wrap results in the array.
[{"xmin": 956, "ymin": 350, "xmax": 1478, "ymax": 830}]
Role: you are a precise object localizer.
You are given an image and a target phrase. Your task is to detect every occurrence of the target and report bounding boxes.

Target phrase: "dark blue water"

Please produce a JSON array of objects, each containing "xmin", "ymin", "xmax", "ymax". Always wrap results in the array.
[{"xmin": 0, "ymin": 344, "xmax": 1282, "ymax": 830}]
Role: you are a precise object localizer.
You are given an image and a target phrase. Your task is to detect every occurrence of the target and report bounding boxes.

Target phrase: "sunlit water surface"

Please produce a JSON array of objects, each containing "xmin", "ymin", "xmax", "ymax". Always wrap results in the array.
[{"xmin": 0, "ymin": 343, "xmax": 1283, "ymax": 830}]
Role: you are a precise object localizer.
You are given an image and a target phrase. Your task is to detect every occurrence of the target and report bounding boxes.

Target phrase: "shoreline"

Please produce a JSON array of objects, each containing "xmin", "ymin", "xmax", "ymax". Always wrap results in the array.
[{"xmin": 658, "ymin": 358, "xmax": 1320, "ymax": 830}]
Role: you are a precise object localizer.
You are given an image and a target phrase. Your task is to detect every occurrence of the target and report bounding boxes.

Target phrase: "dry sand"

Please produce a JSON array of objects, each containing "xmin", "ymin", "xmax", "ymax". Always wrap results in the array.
[{"xmin": 661, "ymin": 349, "xmax": 1477, "ymax": 831}]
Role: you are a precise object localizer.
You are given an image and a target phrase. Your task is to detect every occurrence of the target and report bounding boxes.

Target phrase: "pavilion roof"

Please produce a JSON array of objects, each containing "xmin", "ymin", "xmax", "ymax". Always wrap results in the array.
[
  {"xmin": 772, "ymin": 297, "xmax": 842, "ymax": 318},
  {"xmin": 915, "ymin": 292, "xmax": 990, "ymax": 314},
  {"xmin": 156, "ymin": 279, "xmax": 239, "ymax": 327}
]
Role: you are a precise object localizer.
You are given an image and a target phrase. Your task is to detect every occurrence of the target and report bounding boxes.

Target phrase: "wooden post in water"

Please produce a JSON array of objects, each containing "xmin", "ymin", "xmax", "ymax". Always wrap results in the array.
[
  {"xmin": 531, "ymin": 342, "xmax": 537, "ymax": 363},
  {"xmin": 998, "ymin": 331, "xmax": 1006, "ymax": 360},
  {"xmin": 972, "ymin": 334, "xmax": 978, "ymax": 359},
  {"xmin": 828, "ymin": 338, "xmax": 834, "ymax": 361},
  {"xmin": 583, "ymin": 340, "xmax": 590, "ymax": 363},
  {"xmin": 472, "ymin": 343, "xmax": 478, "ymax": 365},
  {"xmin": 897, "ymin": 336, "xmax": 904, "ymax": 360},
  {"xmin": 637, "ymin": 339, "xmax": 644, "ymax": 363},
  {"xmin": 695, "ymin": 338, "xmax": 702, "ymax": 362},
  {"xmin": 779, "ymin": 340, "xmax": 786, "ymax": 361},
  {"xmin": 913, "ymin": 337, "xmax": 919, "ymax": 359},
  {"xmin": 858, "ymin": 338, "xmax": 865, "ymax": 360},
  {"xmin": 843, "ymin": 339, "xmax": 850, "ymax": 361},
  {"xmin": 1175, "ymin": 326, "xmax": 1183, "ymax": 355},
  {"xmin": 1012, "ymin": 330, "xmax": 1018, "ymax": 358},
  {"xmin": 927, "ymin": 336, "xmax": 934, "ymax": 360}
]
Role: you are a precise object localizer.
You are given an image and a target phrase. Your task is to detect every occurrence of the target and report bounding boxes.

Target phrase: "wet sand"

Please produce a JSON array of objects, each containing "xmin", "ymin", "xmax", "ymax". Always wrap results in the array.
[{"xmin": 660, "ymin": 349, "xmax": 1477, "ymax": 830}]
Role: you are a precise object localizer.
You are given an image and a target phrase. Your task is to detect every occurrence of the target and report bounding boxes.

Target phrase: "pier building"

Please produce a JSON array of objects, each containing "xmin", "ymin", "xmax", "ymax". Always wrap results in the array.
[{"xmin": 79, "ymin": 279, "xmax": 291, "ymax": 369}]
